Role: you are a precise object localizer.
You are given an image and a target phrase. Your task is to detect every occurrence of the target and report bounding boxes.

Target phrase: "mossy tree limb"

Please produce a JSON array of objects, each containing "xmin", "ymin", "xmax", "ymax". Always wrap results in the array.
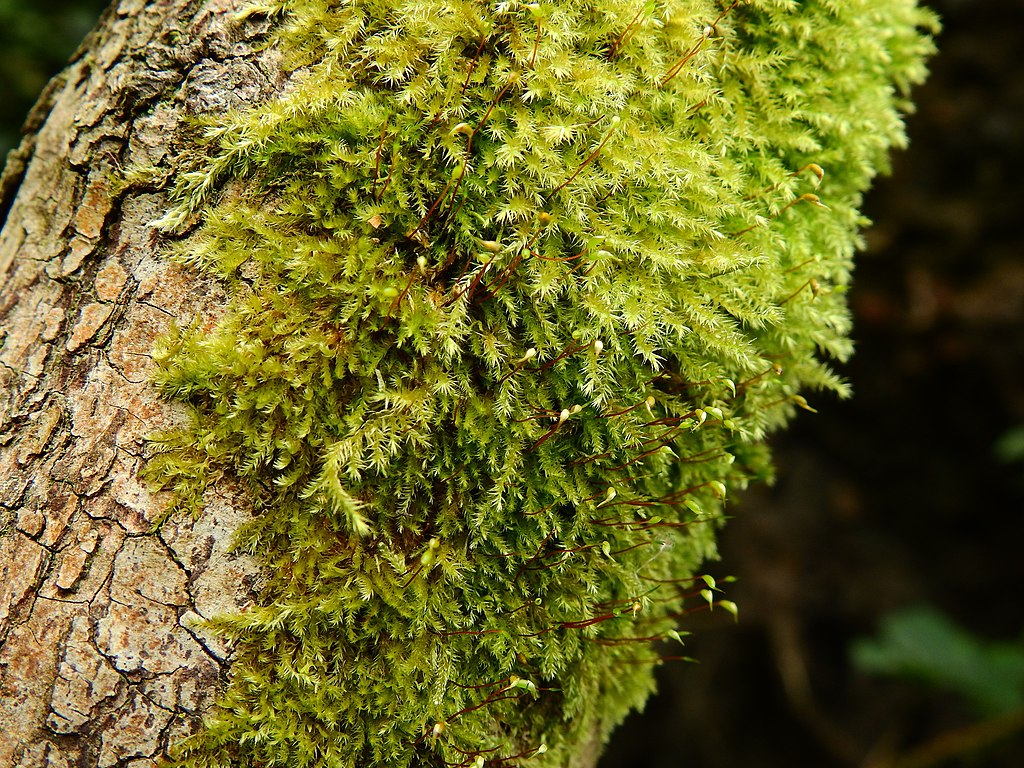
[{"xmin": 0, "ymin": 1, "xmax": 935, "ymax": 766}]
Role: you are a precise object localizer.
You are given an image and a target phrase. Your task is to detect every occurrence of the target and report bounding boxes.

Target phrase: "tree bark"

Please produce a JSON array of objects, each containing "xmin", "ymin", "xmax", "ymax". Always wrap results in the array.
[{"xmin": 0, "ymin": 2, "xmax": 282, "ymax": 764}]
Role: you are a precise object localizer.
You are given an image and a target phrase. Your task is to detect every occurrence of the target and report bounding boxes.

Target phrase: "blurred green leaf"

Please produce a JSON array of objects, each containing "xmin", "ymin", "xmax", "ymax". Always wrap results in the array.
[
  {"xmin": 995, "ymin": 425, "xmax": 1024, "ymax": 464},
  {"xmin": 852, "ymin": 606, "xmax": 1024, "ymax": 717}
]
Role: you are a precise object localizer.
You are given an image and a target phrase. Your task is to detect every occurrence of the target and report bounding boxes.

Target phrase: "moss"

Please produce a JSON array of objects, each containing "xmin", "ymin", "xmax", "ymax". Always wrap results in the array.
[{"xmin": 146, "ymin": 1, "xmax": 937, "ymax": 766}]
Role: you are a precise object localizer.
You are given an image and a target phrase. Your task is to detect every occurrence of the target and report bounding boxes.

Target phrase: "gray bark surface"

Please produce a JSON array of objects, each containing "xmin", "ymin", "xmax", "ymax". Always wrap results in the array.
[{"xmin": 0, "ymin": 1, "xmax": 284, "ymax": 764}]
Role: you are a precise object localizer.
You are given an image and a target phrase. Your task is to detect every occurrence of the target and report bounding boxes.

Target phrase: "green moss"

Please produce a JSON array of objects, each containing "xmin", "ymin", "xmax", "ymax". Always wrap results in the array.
[{"xmin": 146, "ymin": 1, "xmax": 936, "ymax": 766}]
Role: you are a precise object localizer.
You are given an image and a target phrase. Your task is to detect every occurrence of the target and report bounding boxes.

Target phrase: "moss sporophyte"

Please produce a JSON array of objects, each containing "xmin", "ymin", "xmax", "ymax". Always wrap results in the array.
[{"xmin": 144, "ymin": 1, "xmax": 936, "ymax": 766}]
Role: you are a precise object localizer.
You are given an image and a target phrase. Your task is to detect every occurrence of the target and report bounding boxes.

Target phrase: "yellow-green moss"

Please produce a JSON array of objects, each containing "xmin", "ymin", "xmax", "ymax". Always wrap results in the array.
[{"xmin": 146, "ymin": 1, "xmax": 937, "ymax": 766}]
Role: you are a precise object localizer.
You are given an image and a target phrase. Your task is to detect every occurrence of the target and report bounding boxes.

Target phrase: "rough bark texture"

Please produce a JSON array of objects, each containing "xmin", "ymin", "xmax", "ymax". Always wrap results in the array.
[{"xmin": 0, "ymin": 1, "xmax": 283, "ymax": 764}]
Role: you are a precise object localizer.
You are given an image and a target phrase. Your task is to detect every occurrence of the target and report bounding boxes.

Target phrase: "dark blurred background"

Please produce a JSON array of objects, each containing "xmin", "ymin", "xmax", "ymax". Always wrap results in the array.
[
  {"xmin": 0, "ymin": 0, "xmax": 107, "ymax": 155},
  {"xmin": 3, "ymin": 1, "xmax": 1020, "ymax": 767}
]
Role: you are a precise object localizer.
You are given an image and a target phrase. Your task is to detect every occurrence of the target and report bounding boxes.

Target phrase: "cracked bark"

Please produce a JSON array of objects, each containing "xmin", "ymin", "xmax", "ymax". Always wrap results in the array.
[{"xmin": 0, "ymin": 1, "xmax": 283, "ymax": 764}]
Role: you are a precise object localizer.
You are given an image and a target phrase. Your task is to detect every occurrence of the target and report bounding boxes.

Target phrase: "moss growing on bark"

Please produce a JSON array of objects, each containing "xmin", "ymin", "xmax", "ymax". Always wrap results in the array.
[{"xmin": 146, "ymin": 1, "xmax": 936, "ymax": 766}]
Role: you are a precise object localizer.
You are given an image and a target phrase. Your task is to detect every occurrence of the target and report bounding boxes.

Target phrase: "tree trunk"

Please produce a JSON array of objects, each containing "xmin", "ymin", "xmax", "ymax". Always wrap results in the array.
[{"xmin": 0, "ymin": 2, "xmax": 280, "ymax": 764}]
